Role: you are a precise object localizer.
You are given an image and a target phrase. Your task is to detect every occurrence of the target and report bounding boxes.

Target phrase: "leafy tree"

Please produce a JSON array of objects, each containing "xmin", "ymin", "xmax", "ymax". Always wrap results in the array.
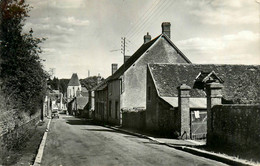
[
  {"xmin": 59, "ymin": 78, "xmax": 70, "ymax": 94},
  {"xmin": 0, "ymin": 0, "xmax": 48, "ymax": 115},
  {"xmin": 47, "ymin": 78, "xmax": 70, "ymax": 95},
  {"xmin": 48, "ymin": 77, "xmax": 59, "ymax": 90}
]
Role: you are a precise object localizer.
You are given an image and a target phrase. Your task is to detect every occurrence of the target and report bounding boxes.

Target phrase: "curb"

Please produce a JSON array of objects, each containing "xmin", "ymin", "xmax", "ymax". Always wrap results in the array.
[
  {"xmin": 32, "ymin": 119, "xmax": 51, "ymax": 166},
  {"xmin": 106, "ymin": 125, "xmax": 254, "ymax": 166}
]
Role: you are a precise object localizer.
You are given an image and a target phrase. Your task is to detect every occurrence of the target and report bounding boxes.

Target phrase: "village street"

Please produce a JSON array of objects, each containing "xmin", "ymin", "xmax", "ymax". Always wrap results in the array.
[{"xmin": 41, "ymin": 114, "xmax": 227, "ymax": 166}]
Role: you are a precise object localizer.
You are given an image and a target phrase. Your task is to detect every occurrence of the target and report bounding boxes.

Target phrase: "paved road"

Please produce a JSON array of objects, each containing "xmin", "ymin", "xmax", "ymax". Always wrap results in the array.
[{"xmin": 41, "ymin": 115, "xmax": 227, "ymax": 166}]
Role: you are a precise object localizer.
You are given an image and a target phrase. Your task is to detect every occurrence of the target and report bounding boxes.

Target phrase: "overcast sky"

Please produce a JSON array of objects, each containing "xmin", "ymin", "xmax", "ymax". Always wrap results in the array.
[{"xmin": 24, "ymin": 0, "xmax": 260, "ymax": 79}]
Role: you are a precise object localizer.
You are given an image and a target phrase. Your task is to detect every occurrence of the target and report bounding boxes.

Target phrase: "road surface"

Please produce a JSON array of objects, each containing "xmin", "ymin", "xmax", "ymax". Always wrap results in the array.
[{"xmin": 41, "ymin": 115, "xmax": 227, "ymax": 166}]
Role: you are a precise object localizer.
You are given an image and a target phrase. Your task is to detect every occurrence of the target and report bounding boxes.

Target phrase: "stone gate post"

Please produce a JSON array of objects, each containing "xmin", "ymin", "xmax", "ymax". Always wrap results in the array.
[
  {"xmin": 206, "ymin": 82, "xmax": 223, "ymax": 145},
  {"xmin": 178, "ymin": 84, "xmax": 191, "ymax": 139}
]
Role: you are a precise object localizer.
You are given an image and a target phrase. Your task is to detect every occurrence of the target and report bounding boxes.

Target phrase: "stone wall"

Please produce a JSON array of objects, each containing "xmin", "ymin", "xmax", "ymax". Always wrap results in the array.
[
  {"xmin": 0, "ymin": 111, "xmax": 41, "ymax": 161},
  {"xmin": 122, "ymin": 109, "xmax": 145, "ymax": 130},
  {"xmin": 157, "ymin": 104, "xmax": 178, "ymax": 137},
  {"xmin": 208, "ymin": 104, "xmax": 260, "ymax": 151}
]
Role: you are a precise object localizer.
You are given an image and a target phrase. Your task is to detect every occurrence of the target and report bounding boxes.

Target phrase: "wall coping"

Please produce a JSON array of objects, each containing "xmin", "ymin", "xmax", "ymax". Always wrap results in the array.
[{"xmin": 216, "ymin": 104, "xmax": 260, "ymax": 107}]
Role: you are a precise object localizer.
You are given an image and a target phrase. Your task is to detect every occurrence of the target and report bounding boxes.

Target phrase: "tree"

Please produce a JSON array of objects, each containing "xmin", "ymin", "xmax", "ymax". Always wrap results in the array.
[
  {"xmin": 59, "ymin": 78, "xmax": 70, "ymax": 94},
  {"xmin": 0, "ymin": 0, "xmax": 48, "ymax": 115},
  {"xmin": 48, "ymin": 77, "xmax": 59, "ymax": 90}
]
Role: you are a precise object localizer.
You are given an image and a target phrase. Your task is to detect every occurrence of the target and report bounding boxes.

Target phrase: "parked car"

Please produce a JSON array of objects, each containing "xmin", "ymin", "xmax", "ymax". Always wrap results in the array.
[{"xmin": 51, "ymin": 109, "xmax": 59, "ymax": 119}]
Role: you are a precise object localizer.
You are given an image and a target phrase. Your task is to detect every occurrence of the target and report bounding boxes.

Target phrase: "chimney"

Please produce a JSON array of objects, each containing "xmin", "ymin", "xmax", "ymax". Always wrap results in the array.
[
  {"xmin": 144, "ymin": 32, "xmax": 151, "ymax": 44},
  {"xmin": 111, "ymin": 63, "xmax": 118, "ymax": 75},
  {"xmin": 97, "ymin": 74, "xmax": 101, "ymax": 84},
  {"xmin": 161, "ymin": 22, "xmax": 171, "ymax": 39},
  {"xmin": 124, "ymin": 55, "xmax": 131, "ymax": 63}
]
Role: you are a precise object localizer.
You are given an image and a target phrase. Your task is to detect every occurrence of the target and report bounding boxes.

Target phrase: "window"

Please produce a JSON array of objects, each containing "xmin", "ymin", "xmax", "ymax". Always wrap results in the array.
[
  {"xmin": 109, "ymin": 101, "xmax": 112, "ymax": 117},
  {"xmin": 147, "ymin": 86, "xmax": 151, "ymax": 101},
  {"xmin": 115, "ymin": 101, "xmax": 118, "ymax": 119}
]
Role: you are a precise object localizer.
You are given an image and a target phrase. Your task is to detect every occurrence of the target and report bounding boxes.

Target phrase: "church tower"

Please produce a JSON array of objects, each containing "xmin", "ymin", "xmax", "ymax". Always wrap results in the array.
[{"xmin": 67, "ymin": 73, "xmax": 81, "ymax": 101}]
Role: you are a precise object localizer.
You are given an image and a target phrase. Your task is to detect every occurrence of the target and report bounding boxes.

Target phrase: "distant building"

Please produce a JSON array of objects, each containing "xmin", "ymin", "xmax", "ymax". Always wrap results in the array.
[
  {"xmin": 92, "ymin": 77, "xmax": 109, "ymax": 122},
  {"xmin": 66, "ymin": 75, "xmax": 91, "ymax": 116},
  {"xmin": 43, "ymin": 88, "xmax": 65, "ymax": 118},
  {"xmin": 67, "ymin": 73, "xmax": 81, "ymax": 102}
]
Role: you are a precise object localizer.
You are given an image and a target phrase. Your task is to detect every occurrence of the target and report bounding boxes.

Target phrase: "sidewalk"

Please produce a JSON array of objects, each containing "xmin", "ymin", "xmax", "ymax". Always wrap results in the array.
[{"xmin": 106, "ymin": 125, "xmax": 258, "ymax": 166}]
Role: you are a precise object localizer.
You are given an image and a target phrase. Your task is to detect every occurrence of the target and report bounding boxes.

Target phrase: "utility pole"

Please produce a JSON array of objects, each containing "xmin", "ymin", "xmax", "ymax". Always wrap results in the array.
[
  {"xmin": 121, "ymin": 37, "xmax": 126, "ymax": 57},
  {"xmin": 256, "ymin": 0, "xmax": 260, "ymax": 55}
]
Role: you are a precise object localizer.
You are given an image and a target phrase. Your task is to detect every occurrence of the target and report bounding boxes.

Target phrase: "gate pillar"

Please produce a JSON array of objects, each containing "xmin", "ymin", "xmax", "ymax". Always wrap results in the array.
[
  {"xmin": 178, "ymin": 84, "xmax": 191, "ymax": 139},
  {"xmin": 206, "ymin": 83, "xmax": 223, "ymax": 145}
]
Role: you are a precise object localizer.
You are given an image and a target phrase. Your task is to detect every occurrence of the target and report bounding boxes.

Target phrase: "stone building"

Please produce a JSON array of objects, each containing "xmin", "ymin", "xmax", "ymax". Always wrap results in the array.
[
  {"xmin": 91, "ymin": 77, "xmax": 109, "ymax": 122},
  {"xmin": 67, "ymin": 73, "xmax": 81, "ymax": 102},
  {"xmin": 67, "ymin": 86, "xmax": 89, "ymax": 116},
  {"xmin": 145, "ymin": 63, "xmax": 260, "ymax": 139},
  {"xmin": 94, "ymin": 22, "xmax": 191, "ymax": 125}
]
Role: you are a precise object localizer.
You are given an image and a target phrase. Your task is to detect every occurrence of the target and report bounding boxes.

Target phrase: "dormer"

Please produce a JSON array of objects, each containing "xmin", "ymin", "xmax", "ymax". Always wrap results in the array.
[{"xmin": 193, "ymin": 71, "xmax": 224, "ymax": 90}]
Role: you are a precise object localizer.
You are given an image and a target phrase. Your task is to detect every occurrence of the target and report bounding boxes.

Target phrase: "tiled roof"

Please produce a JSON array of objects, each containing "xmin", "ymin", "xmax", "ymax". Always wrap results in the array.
[
  {"xmin": 110, "ymin": 36, "xmax": 159, "ymax": 80},
  {"xmin": 160, "ymin": 97, "xmax": 207, "ymax": 109},
  {"xmin": 81, "ymin": 87, "xmax": 89, "ymax": 97},
  {"xmin": 149, "ymin": 64, "xmax": 260, "ymax": 104},
  {"xmin": 92, "ymin": 32, "xmax": 191, "ymax": 92},
  {"xmin": 110, "ymin": 34, "xmax": 191, "ymax": 80},
  {"xmin": 76, "ymin": 97, "xmax": 88, "ymax": 110},
  {"xmin": 68, "ymin": 73, "xmax": 81, "ymax": 86},
  {"xmin": 91, "ymin": 76, "xmax": 110, "ymax": 91}
]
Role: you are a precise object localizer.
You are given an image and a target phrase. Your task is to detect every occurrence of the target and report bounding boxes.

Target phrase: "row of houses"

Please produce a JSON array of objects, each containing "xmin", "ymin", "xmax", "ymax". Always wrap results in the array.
[
  {"xmin": 93, "ymin": 22, "xmax": 190, "ymax": 124},
  {"xmin": 90, "ymin": 22, "xmax": 260, "ymax": 141},
  {"xmin": 43, "ymin": 88, "xmax": 67, "ymax": 118}
]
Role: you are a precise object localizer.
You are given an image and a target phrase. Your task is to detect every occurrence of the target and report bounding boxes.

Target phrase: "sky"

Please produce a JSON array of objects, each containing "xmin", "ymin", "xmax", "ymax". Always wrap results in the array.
[{"xmin": 24, "ymin": 0, "xmax": 260, "ymax": 79}]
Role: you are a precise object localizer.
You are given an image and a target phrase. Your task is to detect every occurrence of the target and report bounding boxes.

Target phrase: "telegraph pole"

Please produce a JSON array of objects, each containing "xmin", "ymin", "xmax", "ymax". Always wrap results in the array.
[
  {"xmin": 121, "ymin": 37, "xmax": 126, "ymax": 56},
  {"xmin": 256, "ymin": 0, "xmax": 260, "ymax": 55}
]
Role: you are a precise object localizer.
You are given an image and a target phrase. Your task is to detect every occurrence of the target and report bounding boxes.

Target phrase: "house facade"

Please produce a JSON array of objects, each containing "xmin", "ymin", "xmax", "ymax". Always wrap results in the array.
[
  {"xmin": 93, "ymin": 79, "xmax": 109, "ymax": 123},
  {"xmin": 96, "ymin": 22, "xmax": 191, "ymax": 125},
  {"xmin": 146, "ymin": 63, "xmax": 260, "ymax": 139}
]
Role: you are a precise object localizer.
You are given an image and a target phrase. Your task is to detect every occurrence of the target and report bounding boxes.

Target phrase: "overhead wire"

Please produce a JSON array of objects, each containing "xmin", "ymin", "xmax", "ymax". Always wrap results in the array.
[
  {"xmin": 126, "ymin": 0, "xmax": 168, "ymax": 40},
  {"xmin": 124, "ymin": 0, "xmax": 164, "ymax": 53},
  {"xmin": 145, "ymin": 0, "xmax": 175, "ymax": 35},
  {"xmin": 128, "ymin": 0, "xmax": 172, "ymax": 42},
  {"xmin": 125, "ymin": 0, "xmax": 161, "ymax": 38}
]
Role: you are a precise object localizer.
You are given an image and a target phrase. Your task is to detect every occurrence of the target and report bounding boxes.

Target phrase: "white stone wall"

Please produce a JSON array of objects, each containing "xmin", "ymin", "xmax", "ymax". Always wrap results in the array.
[{"xmin": 67, "ymin": 85, "xmax": 81, "ymax": 99}]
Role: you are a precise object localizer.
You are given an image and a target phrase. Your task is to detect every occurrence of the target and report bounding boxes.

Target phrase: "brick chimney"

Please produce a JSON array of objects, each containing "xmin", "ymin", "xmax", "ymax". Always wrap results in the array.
[
  {"xmin": 161, "ymin": 22, "xmax": 171, "ymax": 39},
  {"xmin": 112, "ymin": 63, "xmax": 118, "ymax": 75},
  {"xmin": 124, "ymin": 56, "xmax": 131, "ymax": 63},
  {"xmin": 144, "ymin": 32, "xmax": 151, "ymax": 44},
  {"xmin": 97, "ymin": 73, "xmax": 101, "ymax": 84}
]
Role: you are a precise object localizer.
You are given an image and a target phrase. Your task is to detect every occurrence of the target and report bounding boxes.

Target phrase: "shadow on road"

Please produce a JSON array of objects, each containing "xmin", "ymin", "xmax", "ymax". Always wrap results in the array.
[
  {"xmin": 82, "ymin": 129, "xmax": 122, "ymax": 134},
  {"xmin": 66, "ymin": 119, "xmax": 93, "ymax": 125}
]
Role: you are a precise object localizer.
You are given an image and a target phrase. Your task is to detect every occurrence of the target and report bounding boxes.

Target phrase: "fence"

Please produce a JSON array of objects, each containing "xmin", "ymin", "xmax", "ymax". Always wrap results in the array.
[{"xmin": 190, "ymin": 109, "xmax": 207, "ymax": 140}]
